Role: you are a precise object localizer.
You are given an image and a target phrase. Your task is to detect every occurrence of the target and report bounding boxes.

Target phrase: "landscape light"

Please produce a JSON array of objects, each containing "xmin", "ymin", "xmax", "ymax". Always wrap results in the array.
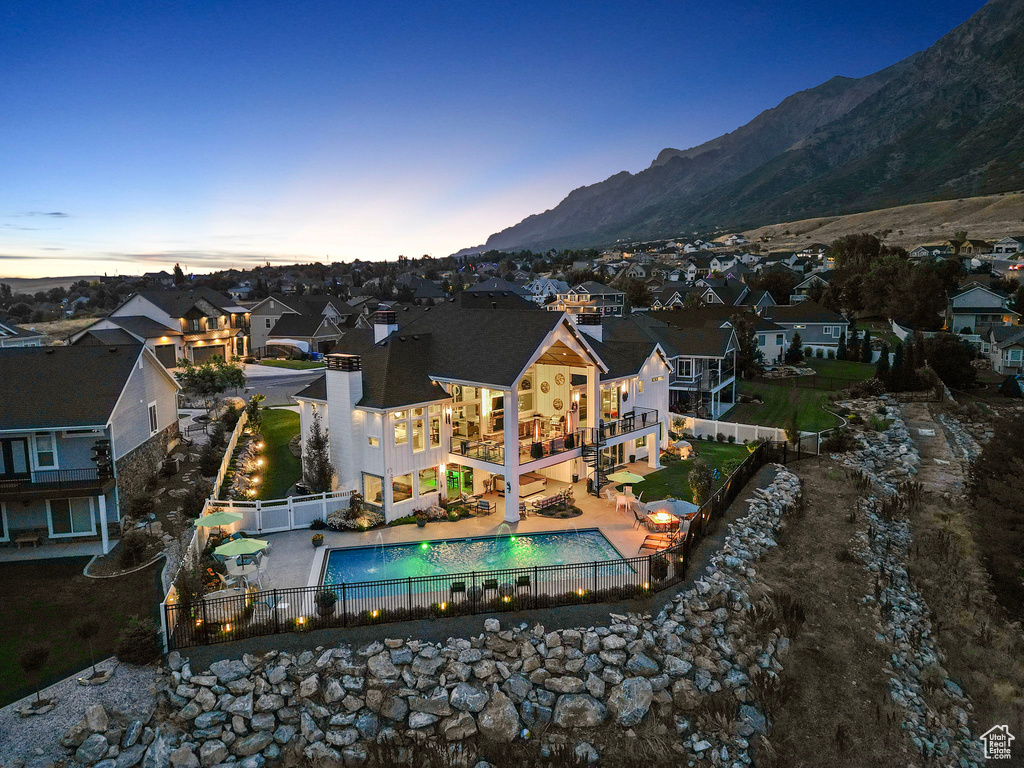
[
  {"xmin": 439, "ymin": 602, "xmax": 447, "ymax": 611},
  {"xmin": 223, "ymin": 623, "xmax": 232, "ymax": 632},
  {"xmin": 371, "ymin": 609, "xmax": 379, "ymax": 618},
  {"xmin": 576, "ymin": 588, "xmax": 585, "ymax": 597}
]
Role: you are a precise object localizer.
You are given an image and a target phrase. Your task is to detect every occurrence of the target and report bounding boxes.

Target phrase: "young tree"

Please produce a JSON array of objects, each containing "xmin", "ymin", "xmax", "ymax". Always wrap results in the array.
[
  {"xmin": 245, "ymin": 393, "xmax": 266, "ymax": 432},
  {"xmin": 888, "ymin": 343, "xmax": 905, "ymax": 391},
  {"xmin": 923, "ymin": 334, "xmax": 977, "ymax": 390},
  {"xmin": 730, "ymin": 312, "xmax": 763, "ymax": 378},
  {"xmin": 998, "ymin": 376, "xmax": 1023, "ymax": 398},
  {"xmin": 837, "ymin": 331, "xmax": 847, "ymax": 361},
  {"xmin": 619, "ymin": 277, "xmax": 653, "ymax": 308},
  {"xmin": 172, "ymin": 263, "xmax": 186, "ymax": 285},
  {"xmin": 875, "ymin": 343, "xmax": 891, "ymax": 381},
  {"xmin": 303, "ymin": 409, "xmax": 335, "ymax": 492},
  {"xmin": 784, "ymin": 332, "xmax": 804, "ymax": 364},
  {"xmin": 687, "ymin": 459, "xmax": 715, "ymax": 506},
  {"xmin": 19, "ymin": 645, "xmax": 50, "ymax": 704},
  {"xmin": 175, "ymin": 358, "xmax": 247, "ymax": 415},
  {"xmin": 861, "ymin": 328, "xmax": 872, "ymax": 363},
  {"xmin": 75, "ymin": 619, "xmax": 102, "ymax": 677},
  {"xmin": 784, "ymin": 409, "xmax": 801, "ymax": 445}
]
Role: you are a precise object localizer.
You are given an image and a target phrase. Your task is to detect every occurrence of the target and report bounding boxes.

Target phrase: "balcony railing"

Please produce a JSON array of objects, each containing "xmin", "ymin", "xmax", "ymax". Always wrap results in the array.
[
  {"xmin": 596, "ymin": 407, "xmax": 658, "ymax": 441},
  {"xmin": 0, "ymin": 467, "xmax": 108, "ymax": 495},
  {"xmin": 670, "ymin": 366, "xmax": 735, "ymax": 390},
  {"xmin": 450, "ymin": 409, "xmax": 658, "ymax": 466}
]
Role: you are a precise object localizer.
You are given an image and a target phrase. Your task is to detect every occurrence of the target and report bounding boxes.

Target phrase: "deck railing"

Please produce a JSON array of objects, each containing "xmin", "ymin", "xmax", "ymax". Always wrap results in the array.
[
  {"xmin": 163, "ymin": 439, "xmax": 802, "ymax": 651},
  {"xmin": 0, "ymin": 467, "xmax": 107, "ymax": 494}
]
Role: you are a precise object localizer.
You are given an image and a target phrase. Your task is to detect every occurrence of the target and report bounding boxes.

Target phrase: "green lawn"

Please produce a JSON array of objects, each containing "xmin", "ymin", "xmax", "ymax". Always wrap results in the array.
[
  {"xmin": 257, "ymin": 359, "xmax": 325, "ymax": 370},
  {"xmin": 0, "ymin": 558, "xmax": 161, "ymax": 706},
  {"xmin": 632, "ymin": 442, "xmax": 750, "ymax": 502},
  {"xmin": 805, "ymin": 357, "xmax": 876, "ymax": 382},
  {"xmin": 724, "ymin": 381, "xmax": 844, "ymax": 432},
  {"xmin": 258, "ymin": 408, "xmax": 302, "ymax": 499}
]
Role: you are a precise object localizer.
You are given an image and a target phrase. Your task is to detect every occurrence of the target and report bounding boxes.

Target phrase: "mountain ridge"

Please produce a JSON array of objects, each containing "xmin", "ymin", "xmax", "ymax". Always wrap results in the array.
[{"xmin": 460, "ymin": 0, "xmax": 1024, "ymax": 255}]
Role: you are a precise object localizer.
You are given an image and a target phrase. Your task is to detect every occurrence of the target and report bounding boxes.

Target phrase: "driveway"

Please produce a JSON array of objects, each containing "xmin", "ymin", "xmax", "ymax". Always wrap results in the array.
[{"xmin": 242, "ymin": 364, "xmax": 323, "ymax": 407}]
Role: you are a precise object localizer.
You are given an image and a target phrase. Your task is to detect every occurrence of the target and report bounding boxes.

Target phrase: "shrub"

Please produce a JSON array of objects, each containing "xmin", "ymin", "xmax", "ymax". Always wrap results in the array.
[
  {"xmin": 848, "ymin": 377, "xmax": 886, "ymax": 398},
  {"xmin": 815, "ymin": 348, "xmax": 824, "ymax": 358},
  {"xmin": 716, "ymin": 432, "xmax": 726, "ymax": 442},
  {"xmin": 650, "ymin": 555, "xmax": 669, "ymax": 581},
  {"xmin": 821, "ymin": 429, "xmax": 858, "ymax": 453},
  {"xmin": 19, "ymin": 645, "xmax": 50, "ymax": 704},
  {"xmin": 727, "ymin": 434, "xmax": 736, "ymax": 444},
  {"xmin": 126, "ymin": 495, "xmax": 155, "ymax": 520},
  {"xmin": 221, "ymin": 405, "xmax": 241, "ymax": 431},
  {"xmin": 198, "ymin": 441, "xmax": 222, "ymax": 477},
  {"xmin": 115, "ymin": 616, "xmax": 160, "ymax": 665},
  {"xmin": 309, "ymin": 518, "xmax": 327, "ymax": 530},
  {"xmin": 118, "ymin": 530, "xmax": 150, "ymax": 568},
  {"xmin": 182, "ymin": 479, "xmax": 212, "ymax": 519}
]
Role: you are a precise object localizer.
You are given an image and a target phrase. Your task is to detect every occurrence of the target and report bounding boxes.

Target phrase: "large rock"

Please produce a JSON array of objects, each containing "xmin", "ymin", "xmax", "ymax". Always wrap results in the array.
[
  {"xmin": 607, "ymin": 677, "xmax": 653, "ymax": 727},
  {"xmin": 199, "ymin": 740, "xmax": 228, "ymax": 767},
  {"xmin": 225, "ymin": 692, "xmax": 254, "ymax": 720},
  {"xmin": 209, "ymin": 659, "xmax": 250, "ymax": 683},
  {"xmin": 115, "ymin": 744, "xmax": 146, "ymax": 768},
  {"xmin": 450, "ymin": 682, "xmax": 488, "ymax": 713},
  {"xmin": 441, "ymin": 712, "xmax": 478, "ymax": 741},
  {"xmin": 552, "ymin": 694, "xmax": 607, "ymax": 728},
  {"xmin": 366, "ymin": 651, "xmax": 399, "ymax": 679},
  {"xmin": 85, "ymin": 704, "xmax": 109, "ymax": 733},
  {"xmin": 168, "ymin": 746, "xmax": 199, "ymax": 768},
  {"xmin": 76, "ymin": 734, "xmax": 110, "ymax": 765},
  {"xmin": 477, "ymin": 690, "xmax": 519, "ymax": 742},
  {"xmin": 303, "ymin": 742, "xmax": 344, "ymax": 768},
  {"xmin": 410, "ymin": 688, "xmax": 453, "ymax": 716},
  {"xmin": 625, "ymin": 653, "xmax": 659, "ymax": 677},
  {"xmin": 143, "ymin": 731, "xmax": 173, "ymax": 768},
  {"xmin": 231, "ymin": 732, "xmax": 273, "ymax": 757}
]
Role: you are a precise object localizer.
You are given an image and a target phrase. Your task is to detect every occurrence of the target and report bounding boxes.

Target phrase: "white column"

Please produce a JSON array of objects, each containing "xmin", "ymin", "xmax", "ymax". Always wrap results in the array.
[
  {"xmin": 98, "ymin": 494, "xmax": 109, "ymax": 555},
  {"xmin": 503, "ymin": 388, "xmax": 519, "ymax": 523},
  {"xmin": 647, "ymin": 433, "xmax": 661, "ymax": 470}
]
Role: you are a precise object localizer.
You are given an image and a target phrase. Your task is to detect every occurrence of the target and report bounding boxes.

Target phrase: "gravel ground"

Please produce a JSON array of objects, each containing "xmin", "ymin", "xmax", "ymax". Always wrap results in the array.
[{"xmin": 0, "ymin": 657, "xmax": 157, "ymax": 768}]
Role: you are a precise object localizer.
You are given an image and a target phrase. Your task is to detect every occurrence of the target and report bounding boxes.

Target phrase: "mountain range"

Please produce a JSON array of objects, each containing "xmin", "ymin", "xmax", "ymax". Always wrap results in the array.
[{"xmin": 460, "ymin": 0, "xmax": 1024, "ymax": 255}]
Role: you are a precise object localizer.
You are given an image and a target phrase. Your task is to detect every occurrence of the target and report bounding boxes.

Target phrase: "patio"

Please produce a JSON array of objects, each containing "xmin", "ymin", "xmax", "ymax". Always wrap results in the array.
[{"xmin": 253, "ymin": 461, "xmax": 668, "ymax": 590}]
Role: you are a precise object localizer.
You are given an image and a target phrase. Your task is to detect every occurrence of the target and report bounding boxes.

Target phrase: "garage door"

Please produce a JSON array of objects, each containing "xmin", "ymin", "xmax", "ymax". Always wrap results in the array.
[
  {"xmin": 191, "ymin": 345, "xmax": 226, "ymax": 364},
  {"xmin": 154, "ymin": 344, "xmax": 178, "ymax": 369}
]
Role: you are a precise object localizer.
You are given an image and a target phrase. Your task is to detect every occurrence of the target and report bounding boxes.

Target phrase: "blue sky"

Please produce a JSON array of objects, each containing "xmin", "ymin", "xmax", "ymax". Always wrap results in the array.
[{"xmin": 0, "ymin": 0, "xmax": 986, "ymax": 278}]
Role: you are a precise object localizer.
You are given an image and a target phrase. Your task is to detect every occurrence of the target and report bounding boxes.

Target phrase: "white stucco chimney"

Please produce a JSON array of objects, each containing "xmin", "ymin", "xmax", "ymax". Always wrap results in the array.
[
  {"xmin": 373, "ymin": 308, "xmax": 399, "ymax": 343},
  {"xmin": 325, "ymin": 354, "xmax": 363, "ymax": 492},
  {"xmin": 576, "ymin": 313, "xmax": 603, "ymax": 343}
]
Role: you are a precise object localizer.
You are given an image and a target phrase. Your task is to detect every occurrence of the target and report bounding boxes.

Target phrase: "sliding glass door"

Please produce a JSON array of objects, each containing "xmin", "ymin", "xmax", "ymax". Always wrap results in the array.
[
  {"xmin": 0, "ymin": 438, "xmax": 30, "ymax": 480},
  {"xmin": 48, "ymin": 497, "xmax": 96, "ymax": 537}
]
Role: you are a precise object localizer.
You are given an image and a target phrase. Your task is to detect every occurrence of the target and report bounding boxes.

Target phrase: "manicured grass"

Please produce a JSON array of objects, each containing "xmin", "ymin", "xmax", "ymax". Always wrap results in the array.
[
  {"xmin": 257, "ymin": 359, "xmax": 325, "ymax": 370},
  {"xmin": 0, "ymin": 558, "xmax": 161, "ymax": 706},
  {"xmin": 724, "ymin": 381, "xmax": 844, "ymax": 432},
  {"xmin": 257, "ymin": 408, "xmax": 302, "ymax": 499},
  {"xmin": 634, "ymin": 442, "xmax": 750, "ymax": 502},
  {"xmin": 805, "ymin": 357, "xmax": 876, "ymax": 382}
]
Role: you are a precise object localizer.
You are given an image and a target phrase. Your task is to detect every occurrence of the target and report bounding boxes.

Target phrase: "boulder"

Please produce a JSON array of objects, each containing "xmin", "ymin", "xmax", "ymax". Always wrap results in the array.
[
  {"xmin": 366, "ymin": 651, "xmax": 398, "ymax": 679},
  {"xmin": 231, "ymin": 732, "xmax": 274, "ymax": 757},
  {"xmin": 85, "ymin": 703, "xmax": 109, "ymax": 733},
  {"xmin": 76, "ymin": 734, "xmax": 110, "ymax": 765},
  {"xmin": 607, "ymin": 677, "xmax": 653, "ymax": 727},
  {"xmin": 168, "ymin": 746, "xmax": 199, "ymax": 768},
  {"xmin": 209, "ymin": 659, "xmax": 250, "ymax": 683},
  {"xmin": 552, "ymin": 694, "xmax": 607, "ymax": 728},
  {"xmin": 477, "ymin": 690, "xmax": 519, "ymax": 742},
  {"xmin": 450, "ymin": 682, "xmax": 488, "ymax": 713},
  {"xmin": 199, "ymin": 740, "xmax": 228, "ymax": 767},
  {"xmin": 442, "ymin": 711, "xmax": 478, "ymax": 741}
]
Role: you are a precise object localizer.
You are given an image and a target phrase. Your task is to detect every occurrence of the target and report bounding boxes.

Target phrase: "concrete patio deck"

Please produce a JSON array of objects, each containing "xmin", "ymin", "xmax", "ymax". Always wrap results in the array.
[
  {"xmin": 0, "ymin": 539, "xmax": 117, "ymax": 562},
  {"xmin": 255, "ymin": 461, "xmax": 668, "ymax": 589}
]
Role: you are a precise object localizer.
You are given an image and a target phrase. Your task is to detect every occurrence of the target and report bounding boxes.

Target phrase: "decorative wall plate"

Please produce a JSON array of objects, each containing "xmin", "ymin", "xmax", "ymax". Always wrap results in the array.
[
  {"xmin": 540, "ymin": 381, "xmax": 550, "ymax": 394},
  {"xmin": 554, "ymin": 373, "xmax": 565, "ymax": 386},
  {"xmin": 519, "ymin": 378, "xmax": 532, "ymax": 391},
  {"xmin": 552, "ymin": 398, "xmax": 564, "ymax": 411}
]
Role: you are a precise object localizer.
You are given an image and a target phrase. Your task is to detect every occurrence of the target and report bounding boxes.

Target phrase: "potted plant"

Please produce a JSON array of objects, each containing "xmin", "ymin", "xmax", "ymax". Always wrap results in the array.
[
  {"xmin": 314, "ymin": 589, "xmax": 338, "ymax": 617},
  {"xmin": 415, "ymin": 512, "xmax": 427, "ymax": 528},
  {"xmin": 311, "ymin": 533, "xmax": 324, "ymax": 547}
]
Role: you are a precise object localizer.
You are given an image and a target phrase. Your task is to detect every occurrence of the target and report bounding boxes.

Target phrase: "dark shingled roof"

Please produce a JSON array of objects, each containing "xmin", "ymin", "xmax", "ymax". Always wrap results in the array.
[
  {"xmin": 74, "ymin": 328, "xmax": 139, "ymax": 346},
  {"xmin": 357, "ymin": 334, "xmax": 450, "ymax": 409},
  {"xmin": 123, "ymin": 286, "xmax": 246, "ymax": 317},
  {"xmin": 295, "ymin": 375, "xmax": 327, "ymax": 401},
  {"xmin": 268, "ymin": 314, "xmax": 338, "ymax": 338},
  {"xmin": 765, "ymin": 300, "xmax": 847, "ymax": 325},
  {"xmin": 634, "ymin": 309, "xmax": 735, "ymax": 357},
  {"xmin": 0, "ymin": 321, "xmax": 45, "ymax": 341},
  {"xmin": 466, "ymin": 278, "xmax": 530, "ymax": 296},
  {"xmin": 0, "ymin": 345, "xmax": 144, "ymax": 430},
  {"xmin": 99, "ymin": 315, "xmax": 181, "ymax": 338}
]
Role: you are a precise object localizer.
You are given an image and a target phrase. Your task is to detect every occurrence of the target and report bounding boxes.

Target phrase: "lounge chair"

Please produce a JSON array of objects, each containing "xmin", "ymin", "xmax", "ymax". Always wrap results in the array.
[
  {"xmin": 516, "ymin": 575, "xmax": 531, "ymax": 591},
  {"xmin": 482, "ymin": 579, "xmax": 499, "ymax": 593},
  {"xmin": 450, "ymin": 581, "xmax": 466, "ymax": 598}
]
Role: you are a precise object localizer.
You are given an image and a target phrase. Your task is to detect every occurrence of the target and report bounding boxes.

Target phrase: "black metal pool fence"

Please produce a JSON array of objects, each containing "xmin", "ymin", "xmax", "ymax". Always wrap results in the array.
[{"xmin": 164, "ymin": 440, "xmax": 798, "ymax": 649}]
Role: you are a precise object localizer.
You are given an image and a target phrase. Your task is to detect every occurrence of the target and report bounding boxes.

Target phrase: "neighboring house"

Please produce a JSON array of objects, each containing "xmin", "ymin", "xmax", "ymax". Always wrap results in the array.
[
  {"xmin": 698, "ymin": 278, "xmax": 748, "ymax": 307},
  {"xmin": 0, "ymin": 345, "xmax": 180, "ymax": 553},
  {"xmin": 908, "ymin": 244, "xmax": 955, "ymax": 262},
  {"xmin": 651, "ymin": 283, "xmax": 700, "ymax": 310},
  {"xmin": 754, "ymin": 317, "xmax": 789, "ymax": 365},
  {"xmin": 945, "ymin": 283, "xmax": 1019, "ymax": 335},
  {"xmin": 466, "ymin": 278, "xmax": 532, "ymax": 298},
  {"xmin": 723, "ymin": 234, "xmax": 748, "ymax": 246},
  {"xmin": 740, "ymin": 290, "xmax": 777, "ymax": 314},
  {"xmin": 249, "ymin": 293, "xmax": 352, "ymax": 353},
  {"xmin": 71, "ymin": 316, "xmax": 186, "ymax": 368},
  {"xmin": 763, "ymin": 301, "xmax": 850, "ymax": 355},
  {"xmin": 615, "ymin": 263, "xmax": 648, "ymax": 280},
  {"xmin": 266, "ymin": 314, "xmax": 344, "ymax": 357},
  {"xmin": 293, "ymin": 299, "xmax": 670, "ymax": 523},
  {"xmin": 992, "ymin": 235, "xmax": 1024, "ymax": 255},
  {"xmin": 142, "ymin": 271, "xmax": 175, "ymax": 287},
  {"xmin": 945, "ymin": 239, "xmax": 992, "ymax": 256},
  {"xmin": 96, "ymin": 287, "xmax": 251, "ymax": 365},
  {"xmin": 549, "ymin": 282, "xmax": 627, "ymax": 317},
  {"xmin": 0, "ymin": 320, "xmax": 45, "ymax": 347},
  {"xmin": 524, "ymin": 277, "xmax": 570, "ymax": 305},
  {"xmin": 986, "ymin": 326, "xmax": 1024, "ymax": 374},
  {"xmin": 790, "ymin": 272, "xmax": 833, "ymax": 303},
  {"xmin": 227, "ymin": 282, "xmax": 252, "ymax": 301}
]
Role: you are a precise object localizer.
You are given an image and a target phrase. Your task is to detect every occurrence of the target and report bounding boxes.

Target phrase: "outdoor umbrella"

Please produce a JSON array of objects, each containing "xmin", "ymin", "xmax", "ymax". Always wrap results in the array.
[
  {"xmin": 605, "ymin": 471, "xmax": 646, "ymax": 485},
  {"xmin": 214, "ymin": 537, "xmax": 270, "ymax": 557},
  {"xmin": 194, "ymin": 511, "xmax": 243, "ymax": 528}
]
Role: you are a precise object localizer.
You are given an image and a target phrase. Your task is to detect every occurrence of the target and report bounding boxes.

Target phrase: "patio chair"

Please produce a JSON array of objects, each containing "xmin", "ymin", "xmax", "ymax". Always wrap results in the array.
[
  {"xmin": 615, "ymin": 495, "xmax": 630, "ymax": 514},
  {"xmin": 602, "ymin": 488, "xmax": 616, "ymax": 502},
  {"xmin": 632, "ymin": 508, "xmax": 647, "ymax": 530},
  {"xmin": 476, "ymin": 499, "xmax": 495, "ymax": 515},
  {"xmin": 516, "ymin": 575, "xmax": 531, "ymax": 591},
  {"xmin": 250, "ymin": 592, "xmax": 279, "ymax": 618},
  {"xmin": 482, "ymin": 579, "xmax": 499, "ymax": 595},
  {"xmin": 519, "ymin": 501, "xmax": 529, "ymax": 519},
  {"xmin": 638, "ymin": 530, "xmax": 680, "ymax": 553},
  {"xmin": 450, "ymin": 581, "xmax": 466, "ymax": 599}
]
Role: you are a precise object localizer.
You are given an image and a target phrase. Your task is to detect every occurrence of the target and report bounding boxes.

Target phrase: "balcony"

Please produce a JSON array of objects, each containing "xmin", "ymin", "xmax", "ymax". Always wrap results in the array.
[
  {"xmin": 0, "ymin": 468, "xmax": 112, "ymax": 499},
  {"xmin": 596, "ymin": 407, "xmax": 658, "ymax": 441},
  {"xmin": 670, "ymin": 366, "xmax": 735, "ymax": 390}
]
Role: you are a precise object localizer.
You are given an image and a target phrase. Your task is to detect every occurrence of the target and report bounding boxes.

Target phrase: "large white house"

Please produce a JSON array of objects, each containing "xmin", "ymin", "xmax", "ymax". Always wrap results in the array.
[{"xmin": 294, "ymin": 299, "xmax": 670, "ymax": 523}]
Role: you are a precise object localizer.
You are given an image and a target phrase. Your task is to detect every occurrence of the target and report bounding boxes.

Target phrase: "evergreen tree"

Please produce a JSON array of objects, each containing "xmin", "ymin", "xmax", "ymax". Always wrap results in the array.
[
  {"xmin": 861, "ymin": 328, "xmax": 872, "ymax": 363},
  {"xmin": 173, "ymin": 263, "xmax": 186, "ymax": 284},
  {"xmin": 889, "ymin": 343, "xmax": 905, "ymax": 391},
  {"xmin": 303, "ymin": 409, "xmax": 335, "ymax": 492},
  {"xmin": 837, "ymin": 331, "xmax": 847, "ymax": 361},
  {"xmin": 875, "ymin": 342, "xmax": 890, "ymax": 381},
  {"xmin": 914, "ymin": 332, "xmax": 926, "ymax": 373},
  {"xmin": 784, "ymin": 332, "xmax": 804, "ymax": 364}
]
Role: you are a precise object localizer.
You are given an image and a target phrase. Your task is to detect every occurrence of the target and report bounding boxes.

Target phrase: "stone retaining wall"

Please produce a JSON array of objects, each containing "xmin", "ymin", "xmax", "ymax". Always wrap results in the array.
[{"xmin": 55, "ymin": 468, "xmax": 805, "ymax": 768}]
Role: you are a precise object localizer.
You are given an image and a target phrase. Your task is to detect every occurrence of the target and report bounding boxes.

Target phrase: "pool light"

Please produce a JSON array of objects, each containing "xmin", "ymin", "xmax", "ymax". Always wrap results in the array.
[{"xmin": 420, "ymin": 542, "xmax": 428, "ymax": 550}]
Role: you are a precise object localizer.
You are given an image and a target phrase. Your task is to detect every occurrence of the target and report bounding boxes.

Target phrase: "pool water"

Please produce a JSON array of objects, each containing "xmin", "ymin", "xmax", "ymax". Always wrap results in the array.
[{"xmin": 321, "ymin": 529, "xmax": 625, "ymax": 586}]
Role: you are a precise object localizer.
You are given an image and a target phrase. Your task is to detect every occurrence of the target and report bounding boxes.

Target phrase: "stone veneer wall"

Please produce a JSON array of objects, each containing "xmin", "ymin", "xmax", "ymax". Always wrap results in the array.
[{"xmin": 115, "ymin": 422, "xmax": 180, "ymax": 513}]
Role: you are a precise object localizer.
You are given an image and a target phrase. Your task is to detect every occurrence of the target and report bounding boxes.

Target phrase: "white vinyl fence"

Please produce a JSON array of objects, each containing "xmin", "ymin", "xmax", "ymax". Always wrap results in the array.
[
  {"xmin": 210, "ymin": 410, "xmax": 249, "ymax": 499},
  {"xmin": 675, "ymin": 416, "xmax": 789, "ymax": 444},
  {"xmin": 203, "ymin": 490, "xmax": 355, "ymax": 534}
]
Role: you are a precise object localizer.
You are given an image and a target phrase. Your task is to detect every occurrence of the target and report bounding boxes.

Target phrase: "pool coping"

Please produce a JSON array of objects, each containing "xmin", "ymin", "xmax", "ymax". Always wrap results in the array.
[{"xmin": 307, "ymin": 526, "xmax": 630, "ymax": 588}]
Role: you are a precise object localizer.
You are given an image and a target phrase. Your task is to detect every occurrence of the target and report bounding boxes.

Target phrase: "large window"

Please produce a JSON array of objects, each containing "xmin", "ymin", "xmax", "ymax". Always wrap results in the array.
[
  {"xmin": 393, "ymin": 411, "xmax": 408, "ymax": 446},
  {"xmin": 34, "ymin": 433, "xmax": 56, "ymax": 468},
  {"xmin": 429, "ymin": 414, "xmax": 441, "ymax": 448},
  {"xmin": 48, "ymin": 497, "xmax": 94, "ymax": 536},
  {"xmin": 418, "ymin": 467, "xmax": 439, "ymax": 495},
  {"xmin": 676, "ymin": 359, "xmax": 693, "ymax": 378},
  {"xmin": 393, "ymin": 473, "xmax": 413, "ymax": 503},
  {"xmin": 363, "ymin": 474, "xmax": 384, "ymax": 505},
  {"xmin": 412, "ymin": 419, "xmax": 425, "ymax": 452}
]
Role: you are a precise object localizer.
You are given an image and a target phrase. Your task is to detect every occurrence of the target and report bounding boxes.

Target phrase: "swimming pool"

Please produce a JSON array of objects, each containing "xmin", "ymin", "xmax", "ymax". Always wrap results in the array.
[{"xmin": 320, "ymin": 529, "xmax": 627, "ymax": 587}]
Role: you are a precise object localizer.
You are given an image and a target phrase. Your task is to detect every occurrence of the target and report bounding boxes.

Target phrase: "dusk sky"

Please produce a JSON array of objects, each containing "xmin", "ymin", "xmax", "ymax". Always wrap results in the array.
[{"xmin": 1, "ymin": 0, "xmax": 986, "ymax": 279}]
